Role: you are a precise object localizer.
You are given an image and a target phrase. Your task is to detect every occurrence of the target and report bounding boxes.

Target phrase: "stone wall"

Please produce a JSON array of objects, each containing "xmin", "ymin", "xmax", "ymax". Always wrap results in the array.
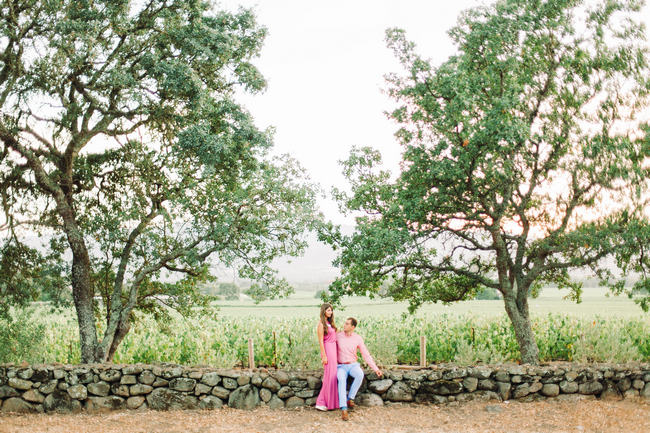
[{"xmin": 1, "ymin": 363, "xmax": 649, "ymax": 413}]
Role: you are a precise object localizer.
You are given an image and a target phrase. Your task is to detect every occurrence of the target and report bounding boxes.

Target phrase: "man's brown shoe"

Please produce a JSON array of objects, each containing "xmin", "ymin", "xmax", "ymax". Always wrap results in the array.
[
  {"xmin": 347, "ymin": 400, "xmax": 356, "ymax": 410},
  {"xmin": 341, "ymin": 409, "xmax": 349, "ymax": 421}
]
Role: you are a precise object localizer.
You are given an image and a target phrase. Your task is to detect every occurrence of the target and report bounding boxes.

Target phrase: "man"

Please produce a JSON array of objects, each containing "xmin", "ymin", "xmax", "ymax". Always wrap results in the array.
[{"xmin": 336, "ymin": 317, "xmax": 383, "ymax": 421}]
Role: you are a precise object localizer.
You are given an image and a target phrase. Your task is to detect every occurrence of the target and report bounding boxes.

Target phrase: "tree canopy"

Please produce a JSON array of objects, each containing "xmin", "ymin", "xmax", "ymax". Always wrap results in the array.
[
  {"xmin": 0, "ymin": 0, "xmax": 320, "ymax": 362},
  {"xmin": 321, "ymin": 0, "xmax": 650, "ymax": 364}
]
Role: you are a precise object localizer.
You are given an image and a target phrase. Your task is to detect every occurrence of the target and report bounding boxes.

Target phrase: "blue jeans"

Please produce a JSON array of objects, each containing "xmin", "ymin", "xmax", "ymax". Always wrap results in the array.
[{"xmin": 337, "ymin": 362, "xmax": 364, "ymax": 410}]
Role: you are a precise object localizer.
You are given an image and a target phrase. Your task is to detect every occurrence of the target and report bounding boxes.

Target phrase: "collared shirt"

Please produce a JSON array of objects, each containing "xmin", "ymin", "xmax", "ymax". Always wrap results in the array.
[{"xmin": 336, "ymin": 331, "xmax": 379, "ymax": 372}]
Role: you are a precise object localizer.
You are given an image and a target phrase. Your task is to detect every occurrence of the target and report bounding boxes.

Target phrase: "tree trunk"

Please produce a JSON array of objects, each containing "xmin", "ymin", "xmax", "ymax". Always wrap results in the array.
[
  {"xmin": 503, "ymin": 293, "xmax": 540, "ymax": 364},
  {"xmin": 106, "ymin": 319, "xmax": 131, "ymax": 362},
  {"xmin": 70, "ymin": 246, "xmax": 99, "ymax": 363}
]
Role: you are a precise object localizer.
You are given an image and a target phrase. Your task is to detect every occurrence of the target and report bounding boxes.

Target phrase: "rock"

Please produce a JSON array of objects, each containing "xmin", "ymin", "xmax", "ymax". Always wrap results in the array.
[
  {"xmin": 511, "ymin": 375, "xmax": 522, "ymax": 384},
  {"xmin": 307, "ymin": 376, "xmax": 322, "ymax": 390},
  {"xmin": 122, "ymin": 366, "xmax": 143, "ymax": 375},
  {"xmin": 277, "ymin": 386, "xmax": 294, "ymax": 399},
  {"xmin": 99, "ymin": 369, "xmax": 121, "ymax": 383},
  {"xmin": 541, "ymin": 384, "xmax": 560, "ymax": 397},
  {"xmin": 53, "ymin": 369, "xmax": 66, "ymax": 380},
  {"xmin": 8, "ymin": 377, "xmax": 33, "ymax": 390},
  {"xmin": 560, "ymin": 380, "xmax": 578, "ymax": 394},
  {"xmin": 496, "ymin": 382, "xmax": 511, "ymax": 401},
  {"xmin": 556, "ymin": 394, "xmax": 596, "ymax": 402},
  {"xmin": 88, "ymin": 381, "xmax": 111, "ymax": 397},
  {"xmin": 623, "ymin": 389, "xmax": 639, "ymax": 399},
  {"xmin": 385, "ymin": 382, "xmax": 414, "ymax": 402},
  {"xmin": 127, "ymin": 396, "xmax": 146, "ymax": 410},
  {"xmin": 222, "ymin": 378, "xmax": 238, "ymax": 390},
  {"xmin": 427, "ymin": 371, "xmax": 441, "ymax": 381},
  {"xmin": 146, "ymin": 388, "xmax": 199, "ymax": 410},
  {"xmin": 494, "ymin": 371, "xmax": 510, "ymax": 383},
  {"xmin": 43, "ymin": 390, "xmax": 83, "ymax": 413},
  {"xmin": 305, "ymin": 397, "xmax": 317, "ymax": 406},
  {"xmin": 420, "ymin": 380, "xmax": 463, "ymax": 395},
  {"xmin": 187, "ymin": 371, "xmax": 203, "ymax": 381},
  {"xmin": 463, "ymin": 377, "xmax": 478, "ymax": 393},
  {"xmin": 404, "ymin": 371, "xmax": 428, "ymax": 381},
  {"xmin": 271, "ymin": 371, "xmax": 290, "ymax": 385},
  {"xmin": 169, "ymin": 378, "xmax": 196, "ymax": 392},
  {"xmin": 295, "ymin": 389, "xmax": 317, "ymax": 398},
  {"xmin": 443, "ymin": 368, "xmax": 467, "ymax": 380},
  {"xmin": 227, "ymin": 385, "xmax": 260, "ymax": 410},
  {"xmin": 120, "ymin": 375, "xmax": 137, "ymax": 385},
  {"xmin": 600, "ymin": 381, "xmax": 621, "ymax": 401},
  {"xmin": 39, "ymin": 380, "xmax": 59, "ymax": 395},
  {"xmin": 285, "ymin": 396, "xmax": 304, "ymax": 409},
  {"xmin": 507, "ymin": 365, "xmax": 526, "ymax": 375},
  {"xmin": 262, "ymin": 377, "xmax": 281, "ymax": 392},
  {"xmin": 201, "ymin": 372, "xmax": 221, "ymax": 387},
  {"xmin": 641, "ymin": 383, "xmax": 650, "ymax": 399},
  {"xmin": 632, "ymin": 379, "xmax": 644, "ymax": 390},
  {"xmin": 251, "ymin": 374, "xmax": 263, "ymax": 387},
  {"xmin": 259, "ymin": 388, "xmax": 272, "ymax": 403},
  {"xmin": 357, "ymin": 392, "xmax": 384, "ymax": 406},
  {"xmin": 139, "ymin": 371, "xmax": 156, "ymax": 385},
  {"xmin": 617, "ymin": 378, "xmax": 631, "ymax": 392},
  {"xmin": 1, "ymin": 397, "xmax": 36, "ymax": 413},
  {"xmin": 57, "ymin": 382, "xmax": 69, "ymax": 391},
  {"xmin": 17, "ymin": 368, "xmax": 34, "ymax": 380},
  {"xmin": 211, "ymin": 386, "xmax": 230, "ymax": 399},
  {"xmin": 415, "ymin": 393, "xmax": 447, "ymax": 404},
  {"xmin": 579, "ymin": 381, "xmax": 603, "ymax": 395},
  {"xmin": 152, "ymin": 378, "xmax": 168, "ymax": 387},
  {"xmin": 0, "ymin": 385, "xmax": 19, "ymax": 399},
  {"xmin": 86, "ymin": 396, "xmax": 126, "ymax": 412},
  {"xmin": 528, "ymin": 382, "xmax": 543, "ymax": 394},
  {"xmin": 78, "ymin": 372, "xmax": 94, "ymax": 384},
  {"xmin": 478, "ymin": 379, "xmax": 497, "ymax": 391},
  {"xmin": 513, "ymin": 384, "xmax": 530, "ymax": 399},
  {"xmin": 565, "ymin": 370, "xmax": 579, "ymax": 382},
  {"xmin": 237, "ymin": 376, "xmax": 250, "ymax": 386},
  {"xmin": 130, "ymin": 384, "xmax": 153, "ymax": 395},
  {"xmin": 111, "ymin": 383, "xmax": 130, "ymax": 397},
  {"xmin": 469, "ymin": 366, "xmax": 493, "ymax": 380},
  {"xmin": 368, "ymin": 379, "xmax": 394, "ymax": 394},
  {"xmin": 160, "ymin": 367, "xmax": 183, "ymax": 380},
  {"xmin": 268, "ymin": 395, "xmax": 285, "ymax": 409},
  {"xmin": 288, "ymin": 379, "xmax": 308, "ymax": 389},
  {"xmin": 194, "ymin": 383, "xmax": 212, "ymax": 396},
  {"xmin": 67, "ymin": 384, "xmax": 87, "ymax": 400},
  {"xmin": 199, "ymin": 395, "xmax": 223, "ymax": 410},
  {"xmin": 22, "ymin": 389, "xmax": 45, "ymax": 403}
]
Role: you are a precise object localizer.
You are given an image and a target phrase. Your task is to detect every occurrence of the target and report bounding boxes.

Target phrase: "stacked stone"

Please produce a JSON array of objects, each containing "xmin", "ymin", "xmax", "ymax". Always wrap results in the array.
[{"xmin": 1, "ymin": 363, "xmax": 648, "ymax": 413}]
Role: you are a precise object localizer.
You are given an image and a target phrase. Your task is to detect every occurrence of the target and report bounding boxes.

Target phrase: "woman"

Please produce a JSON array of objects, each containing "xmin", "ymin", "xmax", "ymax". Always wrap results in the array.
[{"xmin": 315, "ymin": 303, "xmax": 339, "ymax": 411}]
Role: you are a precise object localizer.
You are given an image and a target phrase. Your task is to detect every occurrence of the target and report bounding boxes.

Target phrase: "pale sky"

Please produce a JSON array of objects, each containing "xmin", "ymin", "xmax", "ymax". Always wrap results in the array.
[{"xmin": 218, "ymin": 1, "xmax": 650, "ymax": 225}]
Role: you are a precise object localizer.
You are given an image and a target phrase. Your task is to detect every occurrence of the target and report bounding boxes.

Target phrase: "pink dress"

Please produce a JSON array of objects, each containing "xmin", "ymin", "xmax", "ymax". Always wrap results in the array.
[{"xmin": 315, "ymin": 323, "xmax": 339, "ymax": 409}]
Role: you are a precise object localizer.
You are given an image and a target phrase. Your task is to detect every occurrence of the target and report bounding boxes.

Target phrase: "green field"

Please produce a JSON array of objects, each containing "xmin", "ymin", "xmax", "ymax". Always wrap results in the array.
[
  {"xmin": 216, "ymin": 286, "xmax": 644, "ymax": 318},
  {"xmin": 2, "ymin": 287, "xmax": 648, "ymax": 368}
]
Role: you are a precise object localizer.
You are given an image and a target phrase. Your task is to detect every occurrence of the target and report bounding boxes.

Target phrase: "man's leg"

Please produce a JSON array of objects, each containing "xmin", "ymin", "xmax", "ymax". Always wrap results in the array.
[
  {"xmin": 337, "ymin": 365, "xmax": 350, "ymax": 409},
  {"xmin": 347, "ymin": 363, "xmax": 365, "ymax": 402}
]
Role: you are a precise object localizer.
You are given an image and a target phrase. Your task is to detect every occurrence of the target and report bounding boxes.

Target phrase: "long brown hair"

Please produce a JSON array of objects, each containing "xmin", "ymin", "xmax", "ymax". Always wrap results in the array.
[{"xmin": 320, "ymin": 303, "xmax": 337, "ymax": 334}]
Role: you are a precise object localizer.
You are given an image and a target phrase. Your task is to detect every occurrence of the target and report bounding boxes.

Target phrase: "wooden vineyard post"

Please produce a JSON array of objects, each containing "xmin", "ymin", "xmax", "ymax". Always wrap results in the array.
[
  {"xmin": 420, "ymin": 335, "xmax": 426, "ymax": 367},
  {"xmin": 272, "ymin": 331, "xmax": 277, "ymax": 368},
  {"xmin": 248, "ymin": 338, "xmax": 255, "ymax": 369}
]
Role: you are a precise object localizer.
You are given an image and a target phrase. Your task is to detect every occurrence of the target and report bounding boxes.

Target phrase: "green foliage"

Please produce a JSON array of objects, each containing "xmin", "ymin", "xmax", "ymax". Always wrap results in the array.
[
  {"xmin": 0, "ymin": 308, "xmax": 46, "ymax": 363},
  {"xmin": 18, "ymin": 307, "xmax": 650, "ymax": 367},
  {"xmin": 474, "ymin": 287, "xmax": 501, "ymax": 300},
  {"xmin": 0, "ymin": 0, "xmax": 321, "ymax": 361},
  {"xmin": 321, "ymin": 0, "xmax": 650, "ymax": 364}
]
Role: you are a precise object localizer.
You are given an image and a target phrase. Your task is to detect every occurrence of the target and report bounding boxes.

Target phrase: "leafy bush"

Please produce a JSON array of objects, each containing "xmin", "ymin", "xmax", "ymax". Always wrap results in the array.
[{"xmin": 0, "ymin": 308, "xmax": 46, "ymax": 363}]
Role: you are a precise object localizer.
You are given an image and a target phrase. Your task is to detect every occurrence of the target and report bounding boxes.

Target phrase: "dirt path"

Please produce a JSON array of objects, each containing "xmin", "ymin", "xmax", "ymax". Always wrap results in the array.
[{"xmin": 1, "ymin": 399, "xmax": 649, "ymax": 433}]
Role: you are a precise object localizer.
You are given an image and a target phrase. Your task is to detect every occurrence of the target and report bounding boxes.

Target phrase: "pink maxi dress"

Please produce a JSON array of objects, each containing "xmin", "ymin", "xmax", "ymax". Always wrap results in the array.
[{"xmin": 315, "ymin": 323, "xmax": 339, "ymax": 409}]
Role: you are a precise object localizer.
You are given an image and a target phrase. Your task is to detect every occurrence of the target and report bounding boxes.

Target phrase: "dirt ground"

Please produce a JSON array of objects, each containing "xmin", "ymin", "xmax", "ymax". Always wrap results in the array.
[{"xmin": 1, "ymin": 399, "xmax": 648, "ymax": 433}]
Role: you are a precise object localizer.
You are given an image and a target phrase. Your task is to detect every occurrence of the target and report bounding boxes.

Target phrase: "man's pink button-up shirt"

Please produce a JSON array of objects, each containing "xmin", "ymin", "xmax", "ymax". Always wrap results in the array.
[{"xmin": 336, "ymin": 331, "xmax": 379, "ymax": 372}]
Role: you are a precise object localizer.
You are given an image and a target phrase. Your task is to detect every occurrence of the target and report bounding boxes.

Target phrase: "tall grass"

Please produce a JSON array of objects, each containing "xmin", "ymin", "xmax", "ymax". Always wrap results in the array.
[{"xmin": 2, "ymin": 307, "xmax": 648, "ymax": 367}]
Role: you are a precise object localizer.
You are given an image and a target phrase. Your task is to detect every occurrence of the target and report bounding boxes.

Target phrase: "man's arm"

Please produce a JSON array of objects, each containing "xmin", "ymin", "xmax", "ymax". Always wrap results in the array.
[{"xmin": 357, "ymin": 335, "xmax": 382, "ymax": 376}]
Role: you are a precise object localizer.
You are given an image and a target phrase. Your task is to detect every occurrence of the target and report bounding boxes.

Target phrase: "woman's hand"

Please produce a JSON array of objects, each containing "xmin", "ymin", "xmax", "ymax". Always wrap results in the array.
[{"xmin": 321, "ymin": 354, "xmax": 328, "ymax": 365}]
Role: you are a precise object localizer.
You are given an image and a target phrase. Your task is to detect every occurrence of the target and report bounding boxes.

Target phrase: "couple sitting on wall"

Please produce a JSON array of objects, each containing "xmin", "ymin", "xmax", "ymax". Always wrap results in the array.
[{"xmin": 314, "ymin": 303, "xmax": 383, "ymax": 421}]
